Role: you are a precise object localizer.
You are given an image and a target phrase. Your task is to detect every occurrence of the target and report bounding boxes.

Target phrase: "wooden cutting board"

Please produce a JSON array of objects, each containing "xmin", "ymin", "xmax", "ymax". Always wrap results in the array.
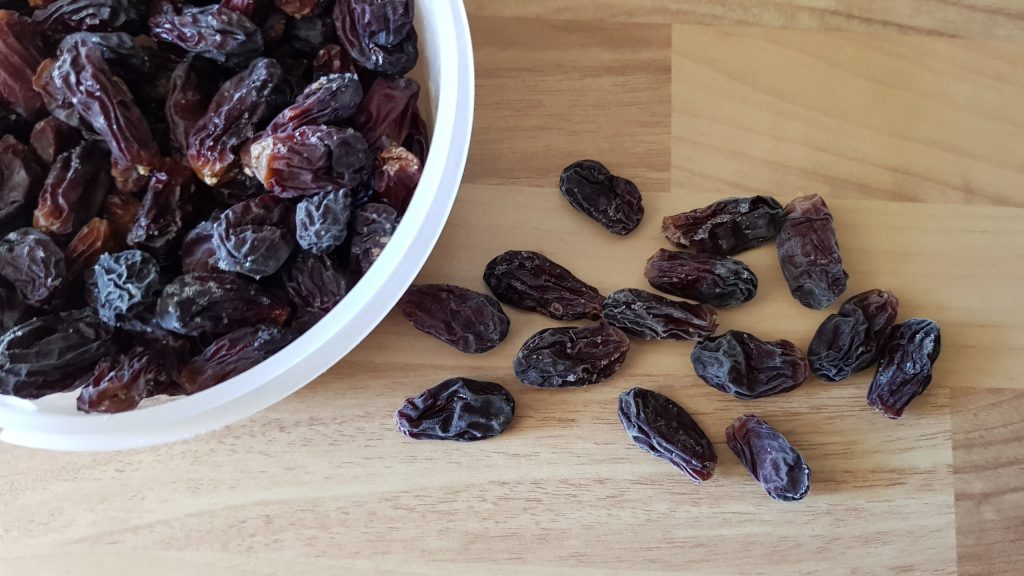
[{"xmin": 3, "ymin": 3, "xmax": 1023, "ymax": 575}]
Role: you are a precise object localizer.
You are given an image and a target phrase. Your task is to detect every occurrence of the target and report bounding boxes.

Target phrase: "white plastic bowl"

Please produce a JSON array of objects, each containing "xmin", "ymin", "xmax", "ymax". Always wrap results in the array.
[{"xmin": 0, "ymin": 1, "xmax": 475, "ymax": 452}]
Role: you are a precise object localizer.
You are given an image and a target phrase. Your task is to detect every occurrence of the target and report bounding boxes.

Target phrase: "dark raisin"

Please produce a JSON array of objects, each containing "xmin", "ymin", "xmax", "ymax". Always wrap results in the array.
[
  {"xmin": 808, "ymin": 289, "xmax": 899, "ymax": 382},
  {"xmin": 333, "ymin": 0, "xmax": 417, "ymax": 76},
  {"xmin": 559, "ymin": 159, "xmax": 643, "ymax": 235},
  {"xmin": 295, "ymin": 188, "xmax": 350, "ymax": 255},
  {"xmin": 399, "ymin": 284, "xmax": 510, "ymax": 354},
  {"xmin": 58, "ymin": 32, "xmax": 151, "ymax": 81},
  {"xmin": 644, "ymin": 249, "xmax": 757, "ymax": 308},
  {"xmin": 0, "ymin": 134, "xmax": 45, "ymax": 233},
  {"xmin": 484, "ymin": 250, "xmax": 603, "ymax": 321},
  {"xmin": 0, "ymin": 227, "xmax": 68, "ymax": 309},
  {"xmin": 149, "ymin": 4, "xmax": 263, "ymax": 67},
  {"xmin": 33, "ymin": 141, "xmax": 112, "ymax": 239},
  {"xmin": 0, "ymin": 11, "xmax": 48, "ymax": 121},
  {"xmin": 726, "ymin": 414, "xmax": 811, "ymax": 502},
  {"xmin": 347, "ymin": 0, "xmax": 413, "ymax": 47},
  {"xmin": 263, "ymin": 72, "xmax": 363, "ymax": 134},
  {"xmin": 776, "ymin": 194, "xmax": 848, "ymax": 309},
  {"xmin": 662, "ymin": 195, "xmax": 784, "ymax": 256},
  {"xmin": 179, "ymin": 324, "xmax": 294, "ymax": 394},
  {"xmin": 127, "ymin": 160, "xmax": 196, "ymax": 256},
  {"xmin": 76, "ymin": 347, "xmax": 168, "ymax": 414},
  {"xmin": 156, "ymin": 272, "xmax": 290, "ymax": 336},
  {"xmin": 283, "ymin": 251, "xmax": 348, "ymax": 329},
  {"xmin": 867, "ymin": 319, "xmax": 941, "ymax": 419},
  {"xmin": 352, "ymin": 76, "xmax": 419, "ymax": 152},
  {"xmin": 212, "ymin": 194, "xmax": 295, "ymax": 278},
  {"xmin": 29, "ymin": 117, "xmax": 82, "ymax": 165},
  {"xmin": 32, "ymin": 0, "xmax": 140, "ymax": 33},
  {"xmin": 180, "ymin": 214, "xmax": 225, "ymax": 274},
  {"xmin": 312, "ymin": 43, "xmax": 355, "ymax": 78},
  {"xmin": 65, "ymin": 217, "xmax": 116, "ymax": 278},
  {"xmin": 349, "ymin": 202, "xmax": 396, "ymax": 275},
  {"xmin": 618, "ymin": 387, "xmax": 717, "ymax": 483},
  {"xmin": 0, "ymin": 285, "xmax": 35, "ymax": 337},
  {"xmin": 87, "ymin": 249, "xmax": 162, "ymax": 327},
  {"xmin": 118, "ymin": 312, "xmax": 192, "ymax": 389},
  {"xmin": 165, "ymin": 55, "xmax": 220, "ymax": 158},
  {"xmin": 513, "ymin": 324, "xmax": 630, "ymax": 388},
  {"xmin": 601, "ymin": 288, "xmax": 718, "ymax": 341},
  {"xmin": 691, "ymin": 330, "xmax": 809, "ymax": 400},
  {"xmin": 245, "ymin": 125, "xmax": 369, "ymax": 198},
  {"xmin": 0, "ymin": 308, "xmax": 116, "ymax": 399},
  {"xmin": 373, "ymin": 144, "xmax": 420, "ymax": 214},
  {"xmin": 101, "ymin": 191, "xmax": 140, "ymax": 248},
  {"xmin": 396, "ymin": 377, "xmax": 515, "ymax": 442}
]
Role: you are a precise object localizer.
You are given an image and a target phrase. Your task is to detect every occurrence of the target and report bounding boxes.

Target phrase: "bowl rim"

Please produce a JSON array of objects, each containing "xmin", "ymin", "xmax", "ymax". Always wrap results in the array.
[{"xmin": 0, "ymin": 0, "xmax": 476, "ymax": 451}]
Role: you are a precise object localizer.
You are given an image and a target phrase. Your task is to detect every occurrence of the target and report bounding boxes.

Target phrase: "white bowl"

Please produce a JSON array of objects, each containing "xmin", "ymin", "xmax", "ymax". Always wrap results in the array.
[{"xmin": 0, "ymin": 0, "xmax": 475, "ymax": 452}]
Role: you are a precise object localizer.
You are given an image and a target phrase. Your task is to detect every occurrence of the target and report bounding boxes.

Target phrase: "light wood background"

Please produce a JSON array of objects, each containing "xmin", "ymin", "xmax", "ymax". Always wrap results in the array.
[{"xmin": 3, "ymin": 2, "xmax": 1024, "ymax": 574}]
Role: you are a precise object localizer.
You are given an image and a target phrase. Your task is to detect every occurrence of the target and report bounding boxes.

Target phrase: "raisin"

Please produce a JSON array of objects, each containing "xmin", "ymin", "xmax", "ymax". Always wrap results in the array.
[
  {"xmin": 398, "ymin": 284, "xmax": 510, "ymax": 354},
  {"xmin": 0, "ymin": 11, "xmax": 48, "ymax": 121},
  {"xmin": 263, "ymin": 72, "xmax": 363, "ymax": 134},
  {"xmin": 149, "ymin": 4, "xmax": 263, "ymax": 67},
  {"xmin": 187, "ymin": 57, "xmax": 290, "ymax": 186},
  {"xmin": 156, "ymin": 272, "xmax": 290, "ymax": 336},
  {"xmin": 0, "ymin": 134, "xmax": 45, "ymax": 233},
  {"xmin": 127, "ymin": 160, "xmax": 195, "ymax": 256},
  {"xmin": 165, "ymin": 55, "xmax": 220, "ymax": 158},
  {"xmin": 76, "ymin": 347, "xmax": 168, "ymax": 414},
  {"xmin": 867, "ymin": 319, "xmax": 941, "ymax": 419},
  {"xmin": 776, "ymin": 194, "xmax": 848, "ymax": 309},
  {"xmin": 179, "ymin": 324, "xmax": 294, "ymax": 394},
  {"xmin": 808, "ymin": 289, "xmax": 899, "ymax": 382},
  {"xmin": 212, "ymin": 194, "xmax": 295, "ymax": 278},
  {"xmin": 117, "ymin": 311, "xmax": 192, "ymax": 389},
  {"xmin": 35, "ymin": 42, "xmax": 159, "ymax": 192},
  {"xmin": 726, "ymin": 414, "xmax": 811, "ymax": 502},
  {"xmin": 30, "ymin": 117, "xmax": 82, "ymax": 165},
  {"xmin": 691, "ymin": 330, "xmax": 809, "ymax": 400},
  {"xmin": 352, "ymin": 76, "xmax": 419, "ymax": 152},
  {"xmin": 245, "ymin": 125, "xmax": 369, "ymax": 198},
  {"xmin": 283, "ymin": 251, "xmax": 348, "ymax": 329},
  {"xmin": 484, "ymin": 250, "xmax": 603, "ymax": 321},
  {"xmin": 180, "ymin": 214, "xmax": 224, "ymax": 274},
  {"xmin": 644, "ymin": 249, "xmax": 757, "ymax": 308},
  {"xmin": 513, "ymin": 324, "xmax": 630, "ymax": 388},
  {"xmin": 65, "ymin": 217, "xmax": 116, "ymax": 278},
  {"xmin": 373, "ymin": 144, "xmax": 420, "ymax": 214},
  {"xmin": 58, "ymin": 32, "xmax": 151, "ymax": 84},
  {"xmin": 618, "ymin": 387, "xmax": 717, "ymax": 483},
  {"xmin": 0, "ymin": 285, "xmax": 35, "ymax": 337},
  {"xmin": 396, "ymin": 377, "xmax": 515, "ymax": 442},
  {"xmin": 333, "ymin": 0, "xmax": 417, "ymax": 76},
  {"xmin": 219, "ymin": 0, "xmax": 267, "ymax": 19},
  {"xmin": 32, "ymin": 0, "xmax": 139, "ymax": 33},
  {"xmin": 0, "ymin": 228, "xmax": 68, "ymax": 309},
  {"xmin": 349, "ymin": 202, "xmax": 396, "ymax": 275},
  {"xmin": 101, "ymin": 191, "xmax": 140, "ymax": 247},
  {"xmin": 601, "ymin": 288, "xmax": 718, "ymax": 341},
  {"xmin": 276, "ymin": 0, "xmax": 326, "ymax": 18},
  {"xmin": 558, "ymin": 159, "xmax": 643, "ymax": 236},
  {"xmin": 662, "ymin": 195, "xmax": 784, "ymax": 256},
  {"xmin": 33, "ymin": 141, "xmax": 112, "ymax": 239},
  {"xmin": 286, "ymin": 11, "xmax": 335, "ymax": 51},
  {"xmin": 295, "ymin": 188, "xmax": 350, "ymax": 255},
  {"xmin": 0, "ymin": 308, "xmax": 116, "ymax": 399},
  {"xmin": 403, "ymin": 106, "xmax": 427, "ymax": 163},
  {"xmin": 312, "ymin": 43, "xmax": 355, "ymax": 78},
  {"xmin": 87, "ymin": 249, "xmax": 162, "ymax": 327}
]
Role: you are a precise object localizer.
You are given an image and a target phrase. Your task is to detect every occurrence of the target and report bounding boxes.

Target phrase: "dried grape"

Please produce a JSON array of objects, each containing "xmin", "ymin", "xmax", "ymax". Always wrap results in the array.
[
  {"xmin": 618, "ymin": 387, "xmax": 717, "ymax": 483},
  {"xmin": 808, "ymin": 289, "xmax": 899, "ymax": 382},
  {"xmin": 156, "ymin": 272, "xmax": 290, "ymax": 336},
  {"xmin": 867, "ymin": 319, "xmax": 941, "ymax": 419},
  {"xmin": 180, "ymin": 324, "xmax": 294, "ymax": 394},
  {"xmin": 0, "ymin": 227, "xmax": 68, "ymax": 309},
  {"xmin": 691, "ymin": 330, "xmax": 809, "ymax": 400},
  {"xmin": 88, "ymin": 249, "xmax": 162, "ymax": 327},
  {"xmin": 513, "ymin": 324, "xmax": 630, "ymax": 388},
  {"xmin": 644, "ymin": 249, "xmax": 757, "ymax": 308},
  {"xmin": 295, "ymin": 188, "xmax": 350, "ymax": 255},
  {"xmin": 601, "ymin": 288, "xmax": 718, "ymax": 341},
  {"xmin": 396, "ymin": 377, "xmax": 515, "ymax": 442},
  {"xmin": 484, "ymin": 250, "xmax": 603, "ymax": 321},
  {"xmin": 399, "ymin": 284, "xmax": 510, "ymax": 354},
  {"xmin": 662, "ymin": 195, "xmax": 784, "ymax": 256},
  {"xmin": 726, "ymin": 415, "xmax": 811, "ymax": 502},
  {"xmin": 212, "ymin": 194, "xmax": 295, "ymax": 279},
  {"xmin": 559, "ymin": 159, "xmax": 643, "ymax": 235},
  {"xmin": 776, "ymin": 194, "xmax": 848, "ymax": 309}
]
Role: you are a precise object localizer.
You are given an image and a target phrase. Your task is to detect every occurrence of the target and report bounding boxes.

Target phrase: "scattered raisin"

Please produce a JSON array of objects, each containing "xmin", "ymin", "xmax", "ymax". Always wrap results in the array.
[
  {"xmin": 180, "ymin": 324, "xmax": 295, "ymax": 394},
  {"xmin": 396, "ymin": 377, "xmax": 515, "ymax": 442},
  {"xmin": 644, "ymin": 249, "xmax": 756, "ymax": 307},
  {"xmin": 559, "ymin": 159, "xmax": 643, "ymax": 235},
  {"xmin": 808, "ymin": 289, "xmax": 899, "ymax": 382},
  {"xmin": 212, "ymin": 194, "xmax": 295, "ymax": 279},
  {"xmin": 867, "ymin": 319, "xmax": 941, "ymax": 419},
  {"xmin": 484, "ymin": 250, "xmax": 603, "ymax": 321},
  {"xmin": 88, "ymin": 249, "xmax": 163, "ymax": 327},
  {"xmin": 156, "ymin": 272, "xmax": 290, "ymax": 336},
  {"xmin": 726, "ymin": 414, "xmax": 811, "ymax": 502},
  {"xmin": 513, "ymin": 324, "xmax": 630, "ymax": 388},
  {"xmin": 601, "ymin": 288, "xmax": 718, "ymax": 341},
  {"xmin": 662, "ymin": 195, "xmax": 784, "ymax": 256},
  {"xmin": 399, "ymin": 284, "xmax": 510, "ymax": 354},
  {"xmin": 776, "ymin": 194, "xmax": 848, "ymax": 309},
  {"xmin": 149, "ymin": 4, "xmax": 263, "ymax": 68},
  {"xmin": 618, "ymin": 387, "xmax": 717, "ymax": 483},
  {"xmin": 0, "ymin": 227, "xmax": 68, "ymax": 309},
  {"xmin": 691, "ymin": 330, "xmax": 809, "ymax": 400}
]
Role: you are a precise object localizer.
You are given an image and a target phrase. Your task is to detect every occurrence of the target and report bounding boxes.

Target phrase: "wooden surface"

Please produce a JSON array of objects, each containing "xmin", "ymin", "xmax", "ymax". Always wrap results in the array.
[{"xmin": 3, "ymin": 2, "xmax": 1024, "ymax": 575}]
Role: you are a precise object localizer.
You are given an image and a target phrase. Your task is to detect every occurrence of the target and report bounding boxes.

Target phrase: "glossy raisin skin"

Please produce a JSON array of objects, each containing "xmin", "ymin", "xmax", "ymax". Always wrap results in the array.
[
  {"xmin": 776, "ymin": 194, "xmax": 848, "ymax": 309},
  {"xmin": 88, "ymin": 249, "xmax": 162, "ymax": 327},
  {"xmin": 349, "ymin": 202, "xmax": 396, "ymax": 275},
  {"xmin": 30, "ymin": 117, "xmax": 82, "ymax": 165},
  {"xmin": 0, "ymin": 134, "xmax": 44, "ymax": 233},
  {"xmin": 180, "ymin": 215, "xmax": 224, "ymax": 274},
  {"xmin": 601, "ymin": 288, "xmax": 718, "ymax": 341},
  {"xmin": 156, "ymin": 272, "xmax": 290, "ymax": 337},
  {"xmin": 0, "ymin": 309, "xmax": 116, "ymax": 399},
  {"xmin": 263, "ymin": 72, "xmax": 362, "ymax": 134},
  {"xmin": 33, "ymin": 141, "xmax": 112, "ymax": 239},
  {"xmin": 245, "ymin": 125, "xmax": 369, "ymax": 198},
  {"xmin": 0, "ymin": 228, "xmax": 68, "ymax": 309},
  {"xmin": 32, "ymin": 0, "xmax": 140, "ymax": 33},
  {"xmin": 188, "ymin": 57, "xmax": 290, "ymax": 186},
  {"xmin": 513, "ymin": 324, "xmax": 630, "ymax": 388},
  {"xmin": 352, "ymin": 76, "xmax": 419, "ymax": 152},
  {"xmin": 691, "ymin": 330, "xmax": 809, "ymax": 400},
  {"xmin": 58, "ymin": 32, "xmax": 151, "ymax": 85},
  {"xmin": 283, "ymin": 251, "xmax": 348, "ymax": 329},
  {"xmin": 149, "ymin": 4, "xmax": 263, "ymax": 67},
  {"xmin": 808, "ymin": 289, "xmax": 899, "ymax": 382},
  {"xmin": 559, "ymin": 159, "xmax": 643, "ymax": 235},
  {"xmin": 663, "ymin": 196, "xmax": 784, "ymax": 256},
  {"xmin": 0, "ymin": 11, "xmax": 48, "ymax": 121},
  {"xmin": 484, "ymin": 250, "xmax": 603, "ymax": 321},
  {"xmin": 399, "ymin": 284, "xmax": 511, "ymax": 354},
  {"xmin": 127, "ymin": 161, "xmax": 195, "ymax": 256},
  {"xmin": 333, "ymin": 0, "xmax": 417, "ymax": 76},
  {"xmin": 295, "ymin": 188, "xmax": 350, "ymax": 255},
  {"xmin": 726, "ymin": 415, "xmax": 811, "ymax": 502},
  {"xmin": 76, "ymin": 348, "xmax": 168, "ymax": 414},
  {"xmin": 867, "ymin": 319, "xmax": 941, "ymax": 419},
  {"xmin": 180, "ymin": 325, "xmax": 294, "ymax": 394},
  {"xmin": 396, "ymin": 378, "xmax": 515, "ymax": 442},
  {"xmin": 618, "ymin": 387, "xmax": 717, "ymax": 483},
  {"xmin": 374, "ymin": 144, "xmax": 420, "ymax": 214},
  {"xmin": 0, "ymin": 285, "xmax": 35, "ymax": 337},
  {"xmin": 212, "ymin": 194, "xmax": 295, "ymax": 279},
  {"xmin": 165, "ymin": 56, "xmax": 220, "ymax": 158},
  {"xmin": 644, "ymin": 249, "xmax": 757, "ymax": 308},
  {"xmin": 65, "ymin": 217, "xmax": 116, "ymax": 278}
]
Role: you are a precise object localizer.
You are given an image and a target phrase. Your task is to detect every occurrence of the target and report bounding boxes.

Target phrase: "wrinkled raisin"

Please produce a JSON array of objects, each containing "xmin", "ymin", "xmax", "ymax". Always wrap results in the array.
[
  {"xmin": 149, "ymin": 4, "xmax": 263, "ymax": 68},
  {"xmin": 76, "ymin": 347, "xmax": 168, "ymax": 414},
  {"xmin": 65, "ymin": 217, "xmax": 116, "ymax": 278},
  {"xmin": 127, "ymin": 160, "xmax": 195, "ymax": 256},
  {"xmin": 601, "ymin": 288, "xmax": 718, "ymax": 341},
  {"xmin": 33, "ymin": 0, "xmax": 140, "ymax": 33},
  {"xmin": 263, "ymin": 72, "xmax": 363, "ymax": 134},
  {"xmin": 180, "ymin": 324, "xmax": 294, "ymax": 394},
  {"xmin": 399, "ymin": 284, "xmax": 510, "ymax": 354},
  {"xmin": 30, "ymin": 116, "xmax": 82, "ymax": 165},
  {"xmin": 726, "ymin": 414, "xmax": 811, "ymax": 502},
  {"xmin": 374, "ymin": 144, "xmax": 420, "ymax": 214},
  {"xmin": 245, "ymin": 125, "xmax": 369, "ymax": 198},
  {"xmin": 88, "ymin": 249, "xmax": 163, "ymax": 327},
  {"xmin": 0, "ymin": 11, "xmax": 48, "ymax": 121},
  {"xmin": 295, "ymin": 188, "xmax": 350, "ymax": 255},
  {"xmin": 618, "ymin": 387, "xmax": 717, "ymax": 483},
  {"xmin": 212, "ymin": 194, "xmax": 295, "ymax": 278},
  {"xmin": 559, "ymin": 159, "xmax": 643, "ymax": 236},
  {"xmin": 644, "ymin": 249, "xmax": 757, "ymax": 308},
  {"xmin": 284, "ymin": 251, "xmax": 348, "ymax": 329},
  {"xmin": 484, "ymin": 250, "xmax": 603, "ymax": 321},
  {"xmin": 513, "ymin": 324, "xmax": 630, "ymax": 388},
  {"xmin": 691, "ymin": 330, "xmax": 809, "ymax": 400},
  {"xmin": 0, "ymin": 134, "xmax": 44, "ymax": 233},
  {"xmin": 333, "ymin": 0, "xmax": 417, "ymax": 76},
  {"xmin": 867, "ymin": 319, "xmax": 941, "ymax": 419},
  {"xmin": 808, "ymin": 289, "xmax": 899, "ymax": 382},
  {"xmin": 0, "ymin": 227, "xmax": 68, "ymax": 309},
  {"xmin": 663, "ymin": 195, "xmax": 784, "ymax": 256},
  {"xmin": 156, "ymin": 272, "xmax": 290, "ymax": 336},
  {"xmin": 33, "ymin": 141, "xmax": 112, "ymax": 239},
  {"xmin": 101, "ymin": 191, "xmax": 140, "ymax": 247},
  {"xmin": 352, "ymin": 76, "xmax": 419, "ymax": 152},
  {"xmin": 776, "ymin": 194, "xmax": 848, "ymax": 309},
  {"xmin": 180, "ymin": 214, "xmax": 224, "ymax": 274},
  {"xmin": 396, "ymin": 377, "xmax": 515, "ymax": 442},
  {"xmin": 349, "ymin": 202, "xmax": 396, "ymax": 275}
]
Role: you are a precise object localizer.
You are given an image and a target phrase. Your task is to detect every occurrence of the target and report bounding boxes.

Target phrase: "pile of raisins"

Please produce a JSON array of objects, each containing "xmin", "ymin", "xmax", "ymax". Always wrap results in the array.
[
  {"xmin": 396, "ymin": 159, "xmax": 942, "ymax": 503},
  {"xmin": 0, "ymin": 0, "xmax": 427, "ymax": 413}
]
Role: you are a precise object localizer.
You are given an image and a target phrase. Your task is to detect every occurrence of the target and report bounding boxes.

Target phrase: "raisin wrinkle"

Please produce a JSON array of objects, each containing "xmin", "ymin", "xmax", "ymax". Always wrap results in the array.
[
  {"xmin": 808, "ymin": 289, "xmax": 899, "ymax": 382},
  {"xmin": 601, "ymin": 288, "xmax": 718, "ymax": 341},
  {"xmin": 559, "ymin": 159, "xmax": 643, "ymax": 235},
  {"xmin": 691, "ymin": 330, "xmax": 809, "ymax": 400},
  {"xmin": 484, "ymin": 250, "xmax": 603, "ymax": 321},
  {"xmin": 396, "ymin": 377, "xmax": 515, "ymax": 442},
  {"xmin": 644, "ymin": 248, "xmax": 757, "ymax": 307},
  {"xmin": 776, "ymin": 194, "xmax": 848, "ymax": 309},
  {"xmin": 618, "ymin": 387, "xmax": 717, "ymax": 483},
  {"xmin": 726, "ymin": 414, "xmax": 811, "ymax": 502},
  {"xmin": 867, "ymin": 319, "xmax": 941, "ymax": 419},
  {"xmin": 662, "ymin": 195, "xmax": 784, "ymax": 256},
  {"xmin": 513, "ymin": 324, "xmax": 630, "ymax": 388},
  {"xmin": 88, "ymin": 249, "xmax": 163, "ymax": 327},
  {"xmin": 399, "ymin": 284, "xmax": 510, "ymax": 354}
]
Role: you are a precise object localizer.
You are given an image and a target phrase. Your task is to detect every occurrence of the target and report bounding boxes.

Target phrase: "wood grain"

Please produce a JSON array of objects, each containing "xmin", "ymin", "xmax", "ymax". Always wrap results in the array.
[{"xmin": 2, "ymin": 3, "xmax": 1023, "ymax": 575}]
